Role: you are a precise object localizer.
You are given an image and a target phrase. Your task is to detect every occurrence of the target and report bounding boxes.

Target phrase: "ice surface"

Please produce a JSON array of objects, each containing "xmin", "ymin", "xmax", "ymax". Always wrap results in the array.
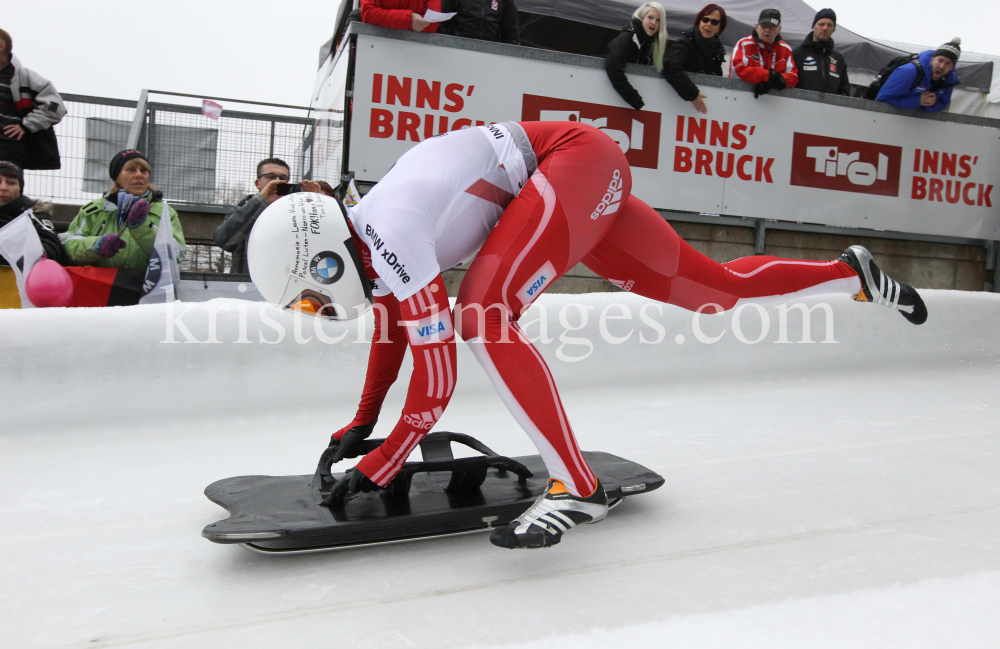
[{"xmin": 1, "ymin": 290, "xmax": 998, "ymax": 648}]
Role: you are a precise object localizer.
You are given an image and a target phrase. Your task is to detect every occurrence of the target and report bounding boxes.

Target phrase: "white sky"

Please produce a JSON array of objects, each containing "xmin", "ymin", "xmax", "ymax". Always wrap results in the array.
[{"xmin": 4, "ymin": 0, "xmax": 1000, "ymax": 107}]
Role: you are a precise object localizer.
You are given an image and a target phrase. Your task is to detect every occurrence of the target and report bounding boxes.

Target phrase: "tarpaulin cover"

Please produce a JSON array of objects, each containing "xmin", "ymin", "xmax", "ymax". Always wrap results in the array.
[{"xmin": 517, "ymin": 0, "xmax": 992, "ymax": 91}]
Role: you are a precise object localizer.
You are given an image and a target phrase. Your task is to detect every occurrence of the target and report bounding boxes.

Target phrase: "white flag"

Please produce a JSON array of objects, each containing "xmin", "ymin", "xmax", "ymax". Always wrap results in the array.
[
  {"xmin": 0, "ymin": 211, "xmax": 45, "ymax": 308},
  {"xmin": 138, "ymin": 201, "xmax": 180, "ymax": 304},
  {"xmin": 343, "ymin": 178, "xmax": 361, "ymax": 209}
]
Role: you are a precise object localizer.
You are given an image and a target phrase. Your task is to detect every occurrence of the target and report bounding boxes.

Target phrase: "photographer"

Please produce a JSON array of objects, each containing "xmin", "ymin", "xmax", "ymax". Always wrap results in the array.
[{"xmin": 214, "ymin": 157, "xmax": 321, "ymax": 274}]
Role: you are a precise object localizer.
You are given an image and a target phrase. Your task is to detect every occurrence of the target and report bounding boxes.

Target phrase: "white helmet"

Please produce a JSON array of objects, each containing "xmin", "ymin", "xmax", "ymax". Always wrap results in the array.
[{"xmin": 248, "ymin": 193, "xmax": 372, "ymax": 320}]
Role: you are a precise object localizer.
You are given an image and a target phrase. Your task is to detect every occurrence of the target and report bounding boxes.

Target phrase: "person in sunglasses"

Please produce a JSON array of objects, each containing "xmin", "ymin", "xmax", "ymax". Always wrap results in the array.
[
  {"xmin": 214, "ymin": 157, "xmax": 323, "ymax": 274},
  {"xmin": 662, "ymin": 4, "xmax": 728, "ymax": 114},
  {"xmin": 730, "ymin": 8, "xmax": 798, "ymax": 98},
  {"xmin": 792, "ymin": 8, "xmax": 850, "ymax": 96}
]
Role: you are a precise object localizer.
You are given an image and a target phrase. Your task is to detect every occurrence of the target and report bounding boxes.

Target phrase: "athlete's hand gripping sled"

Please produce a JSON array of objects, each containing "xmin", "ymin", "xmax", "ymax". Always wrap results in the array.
[{"xmin": 202, "ymin": 432, "xmax": 664, "ymax": 554}]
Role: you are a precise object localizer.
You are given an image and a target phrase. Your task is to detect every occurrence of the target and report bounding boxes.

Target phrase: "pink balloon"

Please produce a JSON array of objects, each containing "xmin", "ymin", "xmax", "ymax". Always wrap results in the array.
[{"xmin": 25, "ymin": 259, "xmax": 74, "ymax": 308}]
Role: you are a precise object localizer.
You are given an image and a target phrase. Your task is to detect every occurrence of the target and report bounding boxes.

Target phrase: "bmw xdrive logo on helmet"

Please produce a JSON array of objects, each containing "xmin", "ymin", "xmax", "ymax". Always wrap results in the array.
[{"xmin": 247, "ymin": 193, "xmax": 373, "ymax": 321}]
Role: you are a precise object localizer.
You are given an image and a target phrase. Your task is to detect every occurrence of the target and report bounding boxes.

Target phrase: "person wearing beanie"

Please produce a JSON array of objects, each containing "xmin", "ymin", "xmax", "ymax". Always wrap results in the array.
[
  {"xmin": 59, "ymin": 149, "xmax": 186, "ymax": 269},
  {"xmin": 876, "ymin": 38, "xmax": 961, "ymax": 112},
  {"xmin": 729, "ymin": 8, "xmax": 799, "ymax": 98},
  {"xmin": 792, "ymin": 8, "xmax": 850, "ymax": 95},
  {"xmin": 0, "ymin": 160, "xmax": 67, "ymax": 266}
]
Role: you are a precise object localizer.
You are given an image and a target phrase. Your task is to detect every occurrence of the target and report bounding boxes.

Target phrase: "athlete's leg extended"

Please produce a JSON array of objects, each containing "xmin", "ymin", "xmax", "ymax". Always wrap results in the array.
[
  {"xmin": 583, "ymin": 195, "xmax": 862, "ymax": 310},
  {"xmin": 457, "ymin": 124, "xmax": 630, "ymax": 499},
  {"xmin": 582, "ymin": 196, "xmax": 926, "ymax": 323}
]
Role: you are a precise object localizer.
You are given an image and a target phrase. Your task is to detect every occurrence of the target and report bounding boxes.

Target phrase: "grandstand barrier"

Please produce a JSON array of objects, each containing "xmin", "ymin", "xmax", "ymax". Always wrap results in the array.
[
  {"xmin": 310, "ymin": 23, "xmax": 1000, "ymax": 292},
  {"xmin": 14, "ymin": 26, "xmax": 1000, "ymax": 294}
]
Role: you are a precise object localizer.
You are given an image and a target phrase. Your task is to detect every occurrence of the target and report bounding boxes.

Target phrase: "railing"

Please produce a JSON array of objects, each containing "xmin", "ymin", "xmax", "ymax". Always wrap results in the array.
[
  {"xmin": 23, "ymin": 91, "xmax": 323, "ymax": 272},
  {"xmin": 23, "ymin": 94, "xmax": 139, "ymax": 206},
  {"xmin": 25, "ymin": 91, "xmax": 317, "ymax": 210}
]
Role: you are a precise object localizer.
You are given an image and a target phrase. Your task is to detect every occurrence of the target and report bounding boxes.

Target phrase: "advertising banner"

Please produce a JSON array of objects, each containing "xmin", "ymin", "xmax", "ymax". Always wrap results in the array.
[{"xmin": 342, "ymin": 33, "xmax": 1000, "ymax": 240}]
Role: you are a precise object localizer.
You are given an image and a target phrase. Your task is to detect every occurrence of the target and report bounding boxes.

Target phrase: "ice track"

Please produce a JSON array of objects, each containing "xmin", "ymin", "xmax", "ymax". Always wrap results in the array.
[{"xmin": 1, "ymin": 291, "xmax": 999, "ymax": 648}]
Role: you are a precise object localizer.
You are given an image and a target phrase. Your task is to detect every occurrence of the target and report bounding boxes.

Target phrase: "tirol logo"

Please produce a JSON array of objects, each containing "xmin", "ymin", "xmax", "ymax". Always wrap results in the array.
[
  {"xmin": 309, "ymin": 251, "xmax": 345, "ymax": 285},
  {"xmin": 592, "ymin": 170, "xmax": 623, "ymax": 220},
  {"xmin": 522, "ymin": 95, "xmax": 661, "ymax": 169},
  {"xmin": 790, "ymin": 133, "xmax": 902, "ymax": 197}
]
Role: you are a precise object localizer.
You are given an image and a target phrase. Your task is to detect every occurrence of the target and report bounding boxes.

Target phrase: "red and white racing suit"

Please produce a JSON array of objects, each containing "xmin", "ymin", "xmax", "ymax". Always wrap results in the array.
[
  {"xmin": 730, "ymin": 33, "xmax": 799, "ymax": 88},
  {"xmin": 339, "ymin": 121, "xmax": 859, "ymax": 496}
]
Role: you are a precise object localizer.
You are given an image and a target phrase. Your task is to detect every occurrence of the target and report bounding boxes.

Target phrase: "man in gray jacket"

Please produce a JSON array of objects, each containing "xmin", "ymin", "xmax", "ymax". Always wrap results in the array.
[
  {"xmin": 214, "ymin": 157, "xmax": 323, "ymax": 273},
  {"xmin": 0, "ymin": 29, "xmax": 67, "ymax": 169}
]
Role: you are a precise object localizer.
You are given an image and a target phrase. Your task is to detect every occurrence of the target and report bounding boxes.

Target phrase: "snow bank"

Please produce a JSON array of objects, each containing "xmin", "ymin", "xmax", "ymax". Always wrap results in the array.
[
  {"xmin": 480, "ymin": 570, "xmax": 1000, "ymax": 649},
  {"xmin": 1, "ymin": 290, "xmax": 998, "ymax": 648},
  {"xmin": 2, "ymin": 290, "xmax": 997, "ymax": 434}
]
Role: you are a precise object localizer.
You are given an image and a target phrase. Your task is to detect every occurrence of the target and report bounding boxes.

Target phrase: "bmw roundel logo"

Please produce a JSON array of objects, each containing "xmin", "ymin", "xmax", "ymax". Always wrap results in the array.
[{"xmin": 309, "ymin": 251, "xmax": 345, "ymax": 285}]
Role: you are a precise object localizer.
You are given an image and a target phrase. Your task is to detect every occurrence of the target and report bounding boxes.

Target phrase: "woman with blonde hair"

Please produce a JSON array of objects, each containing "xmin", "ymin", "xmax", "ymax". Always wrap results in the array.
[
  {"xmin": 605, "ymin": 2, "xmax": 668, "ymax": 110},
  {"xmin": 61, "ymin": 149, "xmax": 185, "ymax": 270}
]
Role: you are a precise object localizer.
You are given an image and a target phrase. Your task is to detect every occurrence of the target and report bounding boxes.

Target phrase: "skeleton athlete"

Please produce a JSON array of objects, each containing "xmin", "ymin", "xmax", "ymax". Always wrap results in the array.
[{"xmin": 308, "ymin": 121, "xmax": 925, "ymax": 548}]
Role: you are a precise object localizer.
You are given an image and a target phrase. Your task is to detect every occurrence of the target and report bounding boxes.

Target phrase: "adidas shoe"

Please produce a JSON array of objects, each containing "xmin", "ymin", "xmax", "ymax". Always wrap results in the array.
[
  {"xmin": 490, "ymin": 479, "xmax": 609, "ymax": 549},
  {"xmin": 840, "ymin": 246, "xmax": 927, "ymax": 325}
]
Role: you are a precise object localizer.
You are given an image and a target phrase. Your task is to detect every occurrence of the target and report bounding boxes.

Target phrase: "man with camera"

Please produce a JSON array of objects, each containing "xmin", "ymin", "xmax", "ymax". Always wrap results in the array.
[{"xmin": 214, "ymin": 157, "xmax": 321, "ymax": 274}]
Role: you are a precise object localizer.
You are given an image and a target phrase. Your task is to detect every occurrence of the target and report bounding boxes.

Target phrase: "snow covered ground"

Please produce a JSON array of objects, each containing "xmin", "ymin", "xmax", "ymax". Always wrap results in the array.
[{"xmin": 1, "ymin": 290, "xmax": 999, "ymax": 648}]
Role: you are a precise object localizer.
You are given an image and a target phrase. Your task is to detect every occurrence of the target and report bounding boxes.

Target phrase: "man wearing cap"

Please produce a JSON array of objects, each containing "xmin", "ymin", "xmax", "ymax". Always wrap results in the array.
[
  {"xmin": 792, "ymin": 9, "xmax": 850, "ymax": 95},
  {"xmin": 730, "ymin": 9, "xmax": 798, "ymax": 98},
  {"xmin": 60, "ymin": 149, "xmax": 185, "ymax": 269},
  {"xmin": 0, "ymin": 159, "xmax": 66, "ymax": 265},
  {"xmin": 0, "ymin": 28, "xmax": 66, "ymax": 169},
  {"xmin": 876, "ymin": 38, "xmax": 961, "ymax": 112}
]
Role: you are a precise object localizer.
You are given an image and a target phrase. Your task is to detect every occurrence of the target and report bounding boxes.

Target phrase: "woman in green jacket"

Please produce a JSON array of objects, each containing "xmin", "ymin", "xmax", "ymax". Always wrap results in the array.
[{"xmin": 61, "ymin": 150, "xmax": 185, "ymax": 269}]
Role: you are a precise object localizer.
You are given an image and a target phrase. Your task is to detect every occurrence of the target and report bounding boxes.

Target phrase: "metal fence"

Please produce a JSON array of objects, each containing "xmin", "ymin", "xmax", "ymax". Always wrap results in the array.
[
  {"xmin": 23, "ymin": 91, "xmax": 326, "ymax": 272},
  {"xmin": 24, "ymin": 94, "xmax": 139, "ymax": 205}
]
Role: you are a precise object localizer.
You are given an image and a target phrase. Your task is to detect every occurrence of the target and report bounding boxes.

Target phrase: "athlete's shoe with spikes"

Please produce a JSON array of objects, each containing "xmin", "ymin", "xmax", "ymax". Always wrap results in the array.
[
  {"xmin": 840, "ymin": 245, "xmax": 927, "ymax": 325},
  {"xmin": 489, "ymin": 479, "xmax": 609, "ymax": 549}
]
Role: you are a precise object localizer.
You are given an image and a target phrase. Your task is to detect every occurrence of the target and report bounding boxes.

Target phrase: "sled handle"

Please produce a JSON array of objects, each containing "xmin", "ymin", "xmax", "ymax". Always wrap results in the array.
[{"xmin": 314, "ymin": 431, "xmax": 534, "ymax": 500}]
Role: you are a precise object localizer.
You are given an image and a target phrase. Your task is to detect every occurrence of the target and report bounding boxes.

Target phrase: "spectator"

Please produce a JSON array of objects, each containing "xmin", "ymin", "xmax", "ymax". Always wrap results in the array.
[
  {"xmin": 662, "ymin": 4, "xmax": 727, "ymax": 114},
  {"xmin": 61, "ymin": 150, "xmax": 185, "ymax": 270},
  {"xmin": 605, "ymin": 2, "xmax": 668, "ymax": 111},
  {"xmin": 876, "ymin": 38, "xmax": 961, "ymax": 113},
  {"xmin": 792, "ymin": 9, "xmax": 850, "ymax": 95},
  {"xmin": 730, "ymin": 9, "xmax": 798, "ymax": 98},
  {"xmin": 0, "ymin": 160, "xmax": 66, "ymax": 264},
  {"xmin": 0, "ymin": 29, "xmax": 66, "ymax": 170},
  {"xmin": 315, "ymin": 180, "xmax": 337, "ymax": 197},
  {"xmin": 440, "ymin": 0, "xmax": 519, "ymax": 44},
  {"xmin": 214, "ymin": 157, "xmax": 324, "ymax": 274},
  {"xmin": 361, "ymin": 0, "xmax": 444, "ymax": 33}
]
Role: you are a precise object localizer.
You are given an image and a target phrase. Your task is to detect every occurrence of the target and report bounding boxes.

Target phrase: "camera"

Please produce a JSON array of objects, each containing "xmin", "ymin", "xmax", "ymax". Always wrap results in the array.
[{"xmin": 276, "ymin": 183, "xmax": 303, "ymax": 196}]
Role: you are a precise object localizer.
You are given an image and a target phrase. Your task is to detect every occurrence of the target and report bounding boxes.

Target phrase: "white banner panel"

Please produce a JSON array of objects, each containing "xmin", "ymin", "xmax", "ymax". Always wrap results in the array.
[{"xmin": 344, "ymin": 33, "xmax": 1000, "ymax": 240}]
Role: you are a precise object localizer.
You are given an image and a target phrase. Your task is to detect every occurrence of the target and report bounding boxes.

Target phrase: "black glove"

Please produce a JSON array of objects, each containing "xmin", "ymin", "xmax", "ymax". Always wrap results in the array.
[
  {"xmin": 322, "ymin": 467, "xmax": 380, "ymax": 506},
  {"xmin": 328, "ymin": 420, "xmax": 377, "ymax": 463},
  {"xmin": 769, "ymin": 69, "xmax": 787, "ymax": 91},
  {"xmin": 753, "ymin": 80, "xmax": 772, "ymax": 99},
  {"xmin": 631, "ymin": 96, "xmax": 645, "ymax": 111}
]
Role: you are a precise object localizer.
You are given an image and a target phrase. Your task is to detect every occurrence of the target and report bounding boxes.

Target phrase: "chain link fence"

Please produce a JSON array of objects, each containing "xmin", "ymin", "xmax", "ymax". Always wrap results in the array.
[{"xmin": 23, "ymin": 91, "xmax": 331, "ymax": 272}]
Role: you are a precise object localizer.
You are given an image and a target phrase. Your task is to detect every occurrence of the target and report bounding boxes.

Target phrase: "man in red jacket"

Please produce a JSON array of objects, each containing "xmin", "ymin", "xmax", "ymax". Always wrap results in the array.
[
  {"xmin": 730, "ymin": 9, "xmax": 798, "ymax": 98},
  {"xmin": 361, "ymin": 0, "xmax": 444, "ymax": 33}
]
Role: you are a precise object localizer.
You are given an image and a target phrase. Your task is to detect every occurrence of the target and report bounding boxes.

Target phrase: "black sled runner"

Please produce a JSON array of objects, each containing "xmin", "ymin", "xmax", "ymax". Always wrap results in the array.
[{"xmin": 202, "ymin": 432, "xmax": 664, "ymax": 554}]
